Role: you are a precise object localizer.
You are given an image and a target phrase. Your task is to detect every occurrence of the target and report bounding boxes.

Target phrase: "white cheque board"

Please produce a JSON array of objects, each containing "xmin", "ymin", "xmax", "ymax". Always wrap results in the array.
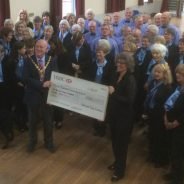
[{"xmin": 47, "ymin": 72, "xmax": 109, "ymax": 121}]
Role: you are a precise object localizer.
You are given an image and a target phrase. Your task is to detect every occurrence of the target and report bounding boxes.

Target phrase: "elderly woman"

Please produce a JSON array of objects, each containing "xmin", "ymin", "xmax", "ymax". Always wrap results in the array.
[
  {"xmin": 107, "ymin": 52, "xmax": 136, "ymax": 182},
  {"xmin": 146, "ymin": 43, "xmax": 168, "ymax": 87},
  {"xmin": 58, "ymin": 19, "xmax": 73, "ymax": 52},
  {"xmin": 0, "ymin": 27, "xmax": 14, "ymax": 56},
  {"xmin": 146, "ymin": 24, "xmax": 159, "ymax": 44},
  {"xmin": 164, "ymin": 64, "xmax": 184, "ymax": 184},
  {"xmin": 77, "ymin": 18, "xmax": 88, "ymax": 34},
  {"xmin": 144, "ymin": 63, "xmax": 172, "ymax": 167},
  {"xmin": 42, "ymin": 25, "xmax": 54, "ymax": 42},
  {"xmin": 71, "ymin": 24, "xmax": 81, "ymax": 35},
  {"xmin": 69, "ymin": 31, "xmax": 92, "ymax": 79},
  {"xmin": 89, "ymin": 39, "xmax": 115, "ymax": 136},
  {"xmin": 22, "ymin": 27, "xmax": 34, "ymax": 41},
  {"xmin": 4, "ymin": 19, "xmax": 14, "ymax": 31}
]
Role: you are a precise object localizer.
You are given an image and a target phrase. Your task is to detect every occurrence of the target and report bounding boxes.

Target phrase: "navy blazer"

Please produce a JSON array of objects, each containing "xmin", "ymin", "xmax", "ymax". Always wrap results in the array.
[
  {"xmin": 108, "ymin": 71, "xmax": 137, "ymax": 120},
  {"xmin": 89, "ymin": 60, "xmax": 115, "ymax": 86},
  {"xmin": 134, "ymin": 48, "xmax": 152, "ymax": 87},
  {"xmin": 69, "ymin": 42, "xmax": 92, "ymax": 79},
  {"xmin": 57, "ymin": 31, "xmax": 73, "ymax": 52},
  {"xmin": 167, "ymin": 91, "xmax": 184, "ymax": 126},
  {"xmin": 0, "ymin": 56, "xmax": 14, "ymax": 109},
  {"xmin": 23, "ymin": 55, "xmax": 58, "ymax": 105}
]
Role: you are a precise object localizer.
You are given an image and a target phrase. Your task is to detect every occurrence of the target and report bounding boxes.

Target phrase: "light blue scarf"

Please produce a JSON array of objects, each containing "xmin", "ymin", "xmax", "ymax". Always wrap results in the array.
[
  {"xmin": 95, "ymin": 59, "xmax": 107, "ymax": 83},
  {"xmin": 164, "ymin": 86, "xmax": 184, "ymax": 111},
  {"xmin": 144, "ymin": 80, "xmax": 163, "ymax": 109}
]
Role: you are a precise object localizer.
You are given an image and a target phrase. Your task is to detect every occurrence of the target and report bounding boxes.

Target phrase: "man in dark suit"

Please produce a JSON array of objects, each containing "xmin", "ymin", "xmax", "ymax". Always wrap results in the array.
[{"xmin": 23, "ymin": 39, "xmax": 57, "ymax": 153}]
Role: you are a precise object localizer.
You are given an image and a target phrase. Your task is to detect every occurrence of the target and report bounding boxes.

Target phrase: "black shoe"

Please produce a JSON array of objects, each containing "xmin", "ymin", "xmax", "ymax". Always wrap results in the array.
[
  {"xmin": 111, "ymin": 173, "xmax": 124, "ymax": 182},
  {"xmin": 2, "ymin": 140, "xmax": 9, "ymax": 149},
  {"xmin": 154, "ymin": 161, "xmax": 168, "ymax": 168},
  {"xmin": 163, "ymin": 173, "xmax": 173, "ymax": 181},
  {"xmin": 45, "ymin": 144, "xmax": 56, "ymax": 153},
  {"xmin": 27, "ymin": 144, "xmax": 35, "ymax": 153},
  {"xmin": 55, "ymin": 121, "xmax": 63, "ymax": 129},
  {"xmin": 167, "ymin": 180, "xmax": 183, "ymax": 184},
  {"xmin": 108, "ymin": 164, "xmax": 115, "ymax": 171}
]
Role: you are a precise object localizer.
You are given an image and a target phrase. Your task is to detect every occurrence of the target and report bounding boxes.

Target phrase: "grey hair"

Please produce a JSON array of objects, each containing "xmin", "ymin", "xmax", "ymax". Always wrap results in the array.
[
  {"xmin": 96, "ymin": 39, "xmax": 111, "ymax": 55},
  {"xmin": 151, "ymin": 43, "xmax": 168, "ymax": 58},
  {"xmin": 85, "ymin": 9, "xmax": 95, "ymax": 17},
  {"xmin": 147, "ymin": 24, "xmax": 159, "ymax": 35},
  {"xmin": 77, "ymin": 18, "xmax": 85, "ymax": 24},
  {"xmin": 71, "ymin": 24, "xmax": 81, "ymax": 34},
  {"xmin": 115, "ymin": 52, "xmax": 135, "ymax": 73},
  {"xmin": 4, "ymin": 19, "xmax": 14, "ymax": 26},
  {"xmin": 24, "ymin": 27, "xmax": 34, "ymax": 38},
  {"xmin": 44, "ymin": 25, "xmax": 54, "ymax": 33},
  {"xmin": 154, "ymin": 13, "xmax": 162, "ymax": 18},
  {"xmin": 59, "ymin": 19, "xmax": 70, "ymax": 29},
  {"xmin": 88, "ymin": 20, "xmax": 96, "ymax": 27}
]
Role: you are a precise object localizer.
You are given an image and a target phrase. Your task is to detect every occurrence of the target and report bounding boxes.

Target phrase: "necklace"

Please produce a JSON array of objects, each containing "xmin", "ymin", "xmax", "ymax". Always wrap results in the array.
[{"xmin": 29, "ymin": 56, "xmax": 51, "ymax": 81}]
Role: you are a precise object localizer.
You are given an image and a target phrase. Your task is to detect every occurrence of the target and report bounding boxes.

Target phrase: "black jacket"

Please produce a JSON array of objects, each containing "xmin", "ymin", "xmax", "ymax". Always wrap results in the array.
[{"xmin": 23, "ymin": 55, "xmax": 58, "ymax": 105}]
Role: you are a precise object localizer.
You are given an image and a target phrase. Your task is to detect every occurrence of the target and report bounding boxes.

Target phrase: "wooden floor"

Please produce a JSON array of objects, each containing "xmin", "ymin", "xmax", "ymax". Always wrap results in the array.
[
  {"xmin": 0, "ymin": 113, "xmax": 169, "ymax": 184},
  {"xmin": 2, "ymin": 13, "xmax": 184, "ymax": 184}
]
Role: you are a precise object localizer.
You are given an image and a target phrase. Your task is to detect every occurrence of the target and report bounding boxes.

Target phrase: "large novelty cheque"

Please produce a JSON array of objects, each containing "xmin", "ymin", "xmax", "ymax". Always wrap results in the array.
[{"xmin": 47, "ymin": 72, "xmax": 109, "ymax": 121}]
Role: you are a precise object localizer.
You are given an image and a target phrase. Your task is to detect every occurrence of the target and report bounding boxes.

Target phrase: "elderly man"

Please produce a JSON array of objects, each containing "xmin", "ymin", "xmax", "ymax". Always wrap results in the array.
[
  {"xmin": 112, "ymin": 12, "xmax": 122, "ymax": 38},
  {"xmin": 92, "ymin": 23, "xmax": 120, "ymax": 61},
  {"xmin": 120, "ymin": 8, "xmax": 134, "ymax": 28},
  {"xmin": 23, "ymin": 39, "xmax": 58, "ymax": 153},
  {"xmin": 84, "ymin": 8, "xmax": 101, "ymax": 31},
  {"xmin": 84, "ymin": 20, "xmax": 100, "ymax": 50},
  {"xmin": 159, "ymin": 11, "xmax": 180, "ymax": 45}
]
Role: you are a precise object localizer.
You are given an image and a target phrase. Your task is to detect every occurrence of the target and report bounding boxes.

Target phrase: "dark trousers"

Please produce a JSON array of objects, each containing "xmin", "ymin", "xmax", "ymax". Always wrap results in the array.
[
  {"xmin": 27, "ymin": 103, "xmax": 54, "ymax": 146},
  {"xmin": 148, "ymin": 112, "xmax": 170, "ymax": 164},
  {"xmin": 109, "ymin": 115, "xmax": 132, "ymax": 175},
  {"xmin": 170, "ymin": 126, "xmax": 184, "ymax": 183},
  {"xmin": 14, "ymin": 85, "xmax": 27, "ymax": 129},
  {"xmin": 53, "ymin": 106, "xmax": 64, "ymax": 122}
]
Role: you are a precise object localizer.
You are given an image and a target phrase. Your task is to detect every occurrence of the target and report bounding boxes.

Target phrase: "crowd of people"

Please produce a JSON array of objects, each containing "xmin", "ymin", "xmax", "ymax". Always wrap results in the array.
[{"xmin": 0, "ymin": 7, "xmax": 184, "ymax": 184}]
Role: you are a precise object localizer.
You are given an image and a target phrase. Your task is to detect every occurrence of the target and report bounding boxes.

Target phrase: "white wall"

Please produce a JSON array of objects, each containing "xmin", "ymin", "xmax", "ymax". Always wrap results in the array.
[
  {"xmin": 85, "ymin": 0, "xmax": 105, "ymax": 15},
  {"xmin": 126, "ymin": 0, "xmax": 162, "ymax": 14},
  {"xmin": 9, "ymin": 0, "xmax": 162, "ymax": 23},
  {"xmin": 10, "ymin": 0, "xmax": 49, "ymax": 23},
  {"xmin": 87, "ymin": 0, "xmax": 162, "ymax": 21}
]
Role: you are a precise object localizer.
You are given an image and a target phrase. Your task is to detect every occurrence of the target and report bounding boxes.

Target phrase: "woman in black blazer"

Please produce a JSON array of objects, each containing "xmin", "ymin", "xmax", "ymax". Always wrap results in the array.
[
  {"xmin": 144, "ymin": 63, "xmax": 173, "ymax": 167},
  {"xmin": 89, "ymin": 39, "xmax": 115, "ymax": 136},
  {"xmin": 69, "ymin": 31, "xmax": 92, "ymax": 80},
  {"xmin": 164, "ymin": 64, "xmax": 184, "ymax": 184},
  {"xmin": 9, "ymin": 41, "xmax": 28, "ymax": 132},
  {"xmin": 0, "ymin": 44, "xmax": 14, "ymax": 148},
  {"xmin": 107, "ymin": 53, "xmax": 136, "ymax": 182}
]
